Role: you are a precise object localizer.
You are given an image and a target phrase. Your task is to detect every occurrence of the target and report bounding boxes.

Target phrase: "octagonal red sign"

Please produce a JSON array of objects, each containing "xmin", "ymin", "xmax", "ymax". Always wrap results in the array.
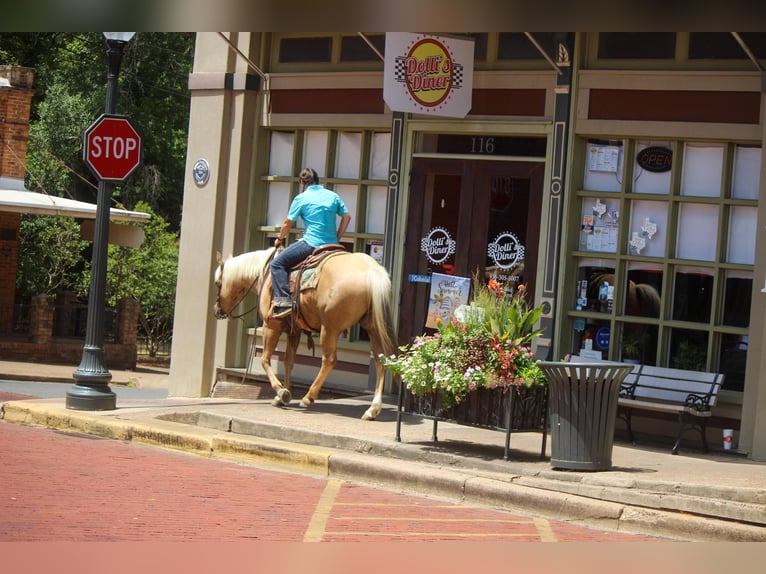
[{"xmin": 84, "ymin": 114, "xmax": 142, "ymax": 182}]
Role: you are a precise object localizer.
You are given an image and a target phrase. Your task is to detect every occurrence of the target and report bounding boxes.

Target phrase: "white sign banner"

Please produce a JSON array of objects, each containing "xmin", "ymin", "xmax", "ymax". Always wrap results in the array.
[{"xmin": 384, "ymin": 33, "xmax": 474, "ymax": 118}]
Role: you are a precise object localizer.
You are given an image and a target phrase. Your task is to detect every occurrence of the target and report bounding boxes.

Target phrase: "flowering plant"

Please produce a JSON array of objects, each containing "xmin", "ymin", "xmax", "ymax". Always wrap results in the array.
[{"xmin": 382, "ymin": 276, "xmax": 547, "ymax": 408}]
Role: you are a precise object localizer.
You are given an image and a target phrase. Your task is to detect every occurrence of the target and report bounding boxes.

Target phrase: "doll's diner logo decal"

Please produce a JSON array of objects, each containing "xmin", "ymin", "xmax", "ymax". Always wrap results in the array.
[
  {"xmin": 421, "ymin": 226, "xmax": 456, "ymax": 264},
  {"xmin": 398, "ymin": 37, "xmax": 457, "ymax": 109},
  {"xmin": 487, "ymin": 231, "xmax": 524, "ymax": 270}
]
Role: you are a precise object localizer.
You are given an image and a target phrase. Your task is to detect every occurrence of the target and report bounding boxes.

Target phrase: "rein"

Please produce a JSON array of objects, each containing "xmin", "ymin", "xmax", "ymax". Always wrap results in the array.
[{"xmin": 218, "ymin": 249, "xmax": 277, "ymax": 320}]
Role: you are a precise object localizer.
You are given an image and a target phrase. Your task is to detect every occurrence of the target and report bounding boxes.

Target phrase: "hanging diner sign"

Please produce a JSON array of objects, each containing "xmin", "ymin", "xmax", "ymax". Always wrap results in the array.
[{"xmin": 384, "ymin": 33, "xmax": 474, "ymax": 118}]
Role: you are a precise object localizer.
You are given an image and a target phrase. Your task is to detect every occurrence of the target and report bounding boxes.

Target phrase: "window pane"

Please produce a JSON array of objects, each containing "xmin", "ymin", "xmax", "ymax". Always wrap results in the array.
[
  {"xmin": 577, "ymin": 265, "xmax": 615, "ymax": 313},
  {"xmin": 676, "ymin": 203, "xmax": 718, "ymax": 261},
  {"xmin": 723, "ymin": 271, "xmax": 752, "ymax": 327},
  {"xmin": 578, "ymin": 318, "xmax": 611, "ymax": 358},
  {"xmin": 279, "ymin": 37, "xmax": 332, "ymax": 63},
  {"xmin": 335, "ymin": 132, "xmax": 362, "ymax": 179},
  {"xmin": 669, "ymin": 329, "xmax": 708, "ymax": 371},
  {"xmin": 732, "ymin": 145, "xmax": 761, "ymax": 199},
  {"xmin": 681, "ymin": 144, "xmax": 723, "ymax": 197},
  {"xmin": 672, "ymin": 267, "xmax": 713, "ymax": 323},
  {"xmin": 498, "ymin": 33, "xmax": 555, "ymax": 60},
  {"xmin": 689, "ymin": 32, "xmax": 750, "ymax": 59},
  {"xmin": 334, "ymin": 184, "xmax": 358, "ymax": 233},
  {"xmin": 633, "ymin": 141, "xmax": 672, "ymax": 195},
  {"xmin": 621, "ymin": 323, "xmax": 658, "ymax": 365},
  {"xmin": 340, "ymin": 34, "xmax": 385, "ymax": 61},
  {"xmin": 268, "ymin": 132, "xmax": 294, "ymax": 176},
  {"xmin": 626, "ymin": 263, "xmax": 662, "ymax": 317},
  {"xmin": 628, "ymin": 200, "xmax": 667, "ymax": 257},
  {"xmin": 366, "ymin": 186, "xmax": 387, "ymax": 234},
  {"xmin": 720, "ymin": 333, "xmax": 747, "ymax": 392},
  {"xmin": 302, "ymin": 131, "xmax": 328, "ymax": 177},
  {"xmin": 578, "ymin": 196, "xmax": 620, "ymax": 253},
  {"xmin": 597, "ymin": 33, "xmax": 676, "ymax": 59},
  {"xmin": 727, "ymin": 206, "xmax": 756, "ymax": 264},
  {"xmin": 369, "ymin": 132, "xmax": 391, "ymax": 180},
  {"xmin": 266, "ymin": 182, "xmax": 291, "ymax": 226},
  {"xmin": 584, "ymin": 141, "xmax": 624, "ymax": 192}
]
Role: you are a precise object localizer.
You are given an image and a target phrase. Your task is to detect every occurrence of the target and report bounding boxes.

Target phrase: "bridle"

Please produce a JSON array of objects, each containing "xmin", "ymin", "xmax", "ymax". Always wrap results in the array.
[{"xmin": 214, "ymin": 259, "xmax": 260, "ymax": 320}]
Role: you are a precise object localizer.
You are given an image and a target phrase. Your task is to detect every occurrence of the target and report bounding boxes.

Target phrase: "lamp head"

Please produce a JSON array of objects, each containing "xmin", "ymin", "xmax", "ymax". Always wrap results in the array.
[{"xmin": 103, "ymin": 32, "xmax": 136, "ymax": 43}]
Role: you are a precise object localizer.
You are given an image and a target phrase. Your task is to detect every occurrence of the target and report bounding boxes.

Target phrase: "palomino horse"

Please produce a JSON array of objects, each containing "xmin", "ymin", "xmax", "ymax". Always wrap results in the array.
[{"xmin": 213, "ymin": 247, "xmax": 397, "ymax": 420}]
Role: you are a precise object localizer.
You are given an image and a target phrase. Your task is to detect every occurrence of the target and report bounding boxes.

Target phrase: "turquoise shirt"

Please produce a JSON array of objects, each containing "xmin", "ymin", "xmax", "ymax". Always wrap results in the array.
[{"xmin": 287, "ymin": 185, "xmax": 349, "ymax": 248}]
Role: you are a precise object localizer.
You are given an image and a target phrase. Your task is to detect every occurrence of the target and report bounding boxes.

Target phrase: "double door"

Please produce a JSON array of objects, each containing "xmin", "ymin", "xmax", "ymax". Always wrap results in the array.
[{"xmin": 398, "ymin": 158, "xmax": 544, "ymax": 344}]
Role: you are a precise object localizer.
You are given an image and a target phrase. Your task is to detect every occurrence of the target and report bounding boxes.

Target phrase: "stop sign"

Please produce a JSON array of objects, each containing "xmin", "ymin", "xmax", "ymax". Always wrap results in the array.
[{"xmin": 84, "ymin": 114, "xmax": 142, "ymax": 182}]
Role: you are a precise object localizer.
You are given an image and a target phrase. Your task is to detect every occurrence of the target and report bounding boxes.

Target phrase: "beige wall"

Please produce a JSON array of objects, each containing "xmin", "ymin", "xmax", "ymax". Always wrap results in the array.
[{"xmin": 168, "ymin": 33, "xmax": 262, "ymax": 397}]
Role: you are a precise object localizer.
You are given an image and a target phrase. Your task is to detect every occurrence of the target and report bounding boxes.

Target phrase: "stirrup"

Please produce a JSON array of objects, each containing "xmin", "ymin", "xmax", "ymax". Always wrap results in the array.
[{"xmin": 273, "ymin": 306, "xmax": 292, "ymax": 319}]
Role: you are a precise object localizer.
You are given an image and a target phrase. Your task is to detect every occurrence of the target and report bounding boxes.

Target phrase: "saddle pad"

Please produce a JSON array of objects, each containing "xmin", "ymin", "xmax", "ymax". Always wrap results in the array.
[{"xmin": 289, "ymin": 251, "xmax": 346, "ymax": 292}]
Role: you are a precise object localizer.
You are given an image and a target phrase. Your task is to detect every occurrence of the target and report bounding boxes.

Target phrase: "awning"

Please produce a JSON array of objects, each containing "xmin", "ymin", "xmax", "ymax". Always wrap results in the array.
[{"xmin": 0, "ymin": 188, "xmax": 151, "ymax": 223}]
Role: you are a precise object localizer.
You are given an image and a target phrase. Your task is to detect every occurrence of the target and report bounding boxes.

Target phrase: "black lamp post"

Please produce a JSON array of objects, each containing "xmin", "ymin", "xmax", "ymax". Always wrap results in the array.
[{"xmin": 67, "ymin": 32, "xmax": 135, "ymax": 411}]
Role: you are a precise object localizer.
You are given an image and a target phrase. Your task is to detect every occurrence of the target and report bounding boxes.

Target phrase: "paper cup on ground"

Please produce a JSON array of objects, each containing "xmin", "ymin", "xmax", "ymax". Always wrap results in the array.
[{"xmin": 723, "ymin": 429, "xmax": 734, "ymax": 450}]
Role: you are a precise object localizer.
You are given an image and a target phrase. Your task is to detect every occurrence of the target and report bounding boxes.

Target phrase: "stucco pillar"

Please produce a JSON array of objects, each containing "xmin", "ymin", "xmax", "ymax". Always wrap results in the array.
[
  {"xmin": 739, "ymin": 73, "xmax": 766, "ymax": 460},
  {"xmin": 168, "ymin": 32, "xmax": 262, "ymax": 397}
]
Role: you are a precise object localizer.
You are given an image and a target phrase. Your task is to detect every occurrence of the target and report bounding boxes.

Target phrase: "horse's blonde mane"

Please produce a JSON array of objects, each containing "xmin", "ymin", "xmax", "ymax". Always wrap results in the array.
[{"xmin": 224, "ymin": 248, "xmax": 275, "ymax": 287}]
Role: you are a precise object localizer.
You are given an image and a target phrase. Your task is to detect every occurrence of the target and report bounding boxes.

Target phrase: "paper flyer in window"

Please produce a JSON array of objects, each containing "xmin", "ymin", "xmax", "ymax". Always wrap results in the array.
[{"xmin": 426, "ymin": 273, "xmax": 471, "ymax": 329}]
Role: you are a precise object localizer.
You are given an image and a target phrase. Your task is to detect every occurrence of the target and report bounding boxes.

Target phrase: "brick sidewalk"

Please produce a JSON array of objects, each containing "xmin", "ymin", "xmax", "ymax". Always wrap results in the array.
[{"xmin": 0, "ymin": 417, "xmax": 661, "ymax": 543}]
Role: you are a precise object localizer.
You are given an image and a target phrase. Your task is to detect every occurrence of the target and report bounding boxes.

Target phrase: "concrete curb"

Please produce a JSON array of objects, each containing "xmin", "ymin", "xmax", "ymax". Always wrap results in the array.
[{"xmin": 2, "ymin": 399, "xmax": 766, "ymax": 542}]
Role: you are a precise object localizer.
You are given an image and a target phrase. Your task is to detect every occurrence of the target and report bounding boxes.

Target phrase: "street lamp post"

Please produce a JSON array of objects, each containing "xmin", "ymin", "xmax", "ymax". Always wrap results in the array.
[{"xmin": 67, "ymin": 32, "xmax": 136, "ymax": 411}]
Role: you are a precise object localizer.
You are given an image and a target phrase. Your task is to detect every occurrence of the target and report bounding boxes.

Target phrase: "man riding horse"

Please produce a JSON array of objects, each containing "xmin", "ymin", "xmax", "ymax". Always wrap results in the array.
[{"xmin": 271, "ymin": 167, "xmax": 351, "ymax": 319}]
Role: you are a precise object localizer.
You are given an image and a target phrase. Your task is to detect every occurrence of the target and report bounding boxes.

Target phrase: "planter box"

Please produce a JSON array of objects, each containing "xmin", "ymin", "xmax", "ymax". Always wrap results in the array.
[{"xmin": 396, "ymin": 385, "xmax": 549, "ymax": 460}]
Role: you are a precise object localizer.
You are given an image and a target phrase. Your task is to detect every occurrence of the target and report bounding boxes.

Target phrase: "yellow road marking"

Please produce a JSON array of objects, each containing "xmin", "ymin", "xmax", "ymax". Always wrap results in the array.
[
  {"xmin": 533, "ymin": 517, "xmax": 558, "ymax": 542},
  {"xmin": 303, "ymin": 479, "xmax": 342, "ymax": 542}
]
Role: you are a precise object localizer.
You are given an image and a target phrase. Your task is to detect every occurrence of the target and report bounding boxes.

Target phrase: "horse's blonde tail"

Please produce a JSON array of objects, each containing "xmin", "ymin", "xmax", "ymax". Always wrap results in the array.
[{"xmin": 367, "ymin": 265, "xmax": 397, "ymax": 357}]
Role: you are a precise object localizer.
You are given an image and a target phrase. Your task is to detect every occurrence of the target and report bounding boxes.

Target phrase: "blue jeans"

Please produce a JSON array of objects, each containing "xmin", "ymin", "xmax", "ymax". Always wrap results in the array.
[{"xmin": 271, "ymin": 239, "xmax": 315, "ymax": 303}]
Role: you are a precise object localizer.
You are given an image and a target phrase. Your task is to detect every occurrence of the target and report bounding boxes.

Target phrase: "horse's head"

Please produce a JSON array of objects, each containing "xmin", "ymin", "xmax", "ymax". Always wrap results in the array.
[
  {"xmin": 213, "ymin": 248, "xmax": 274, "ymax": 320},
  {"xmin": 213, "ymin": 251, "xmax": 230, "ymax": 319}
]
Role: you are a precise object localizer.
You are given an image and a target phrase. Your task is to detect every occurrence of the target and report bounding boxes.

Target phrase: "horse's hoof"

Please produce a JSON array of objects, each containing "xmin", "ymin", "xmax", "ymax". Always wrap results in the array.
[
  {"xmin": 361, "ymin": 409, "xmax": 378, "ymax": 421},
  {"xmin": 300, "ymin": 397, "xmax": 314, "ymax": 408},
  {"xmin": 278, "ymin": 388, "xmax": 292, "ymax": 405},
  {"xmin": 271, "ymin": 396, "xmax": 284, "ymax": 408}
]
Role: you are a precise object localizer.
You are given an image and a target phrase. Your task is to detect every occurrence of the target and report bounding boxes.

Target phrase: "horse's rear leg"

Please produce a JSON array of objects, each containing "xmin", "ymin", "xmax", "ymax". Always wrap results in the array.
[
  {"xmin": 300, "ymin": 331, "xmax": 338, "ymax": 408},
  {"xmin": 361, "ymin": 333, "xmax": 386, "ymax": 421},
  {"xmin": 261, "ymin": 325, "xmax": 292, "ymax": 407}
]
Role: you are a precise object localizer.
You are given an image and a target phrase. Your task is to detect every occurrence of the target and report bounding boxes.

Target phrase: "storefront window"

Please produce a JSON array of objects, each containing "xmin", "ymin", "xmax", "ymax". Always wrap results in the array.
[
  {"xmin": 672, "ymin": 267, "xmax": 713, "ymax": 323},
  {"xmin": 723, "ymin": 272, "xmax": 752, "ymax": 327},
  {"xmin": 568, "ymin": 138, "xmax": 758, "ymax": 389},
  {"xmin": 597, "ymin": 33, "xmax": 676, "ymax": 60},
  {"xmin": 578, "ymin": 197, "xmax": 620, "ymax": 253},
  {"xmin": 676, "ymin": 203, "xmax": 719, "ymax": 261},
  {"xmin": 669, "ymin": 329, "xmax": 708, "ymax": 371},
  {"xmin": 632, "ymin": 141, "xmax": 672, "ymax": 195},
  {"xmin": 628, "ymin": 200, "xmax": 667, "ymax": 257},
  {"xmin": 681, "ymin": 143, "xmax": 724, "ymax": 197},
  {"xmin": 584, "ymin": 140, "xmax": 624, "ymax": 192},
  {"xmin": 335, "ymin": 131, "xmax": 362, "ymax": 178},
  {"xmin": 303, "ymin": 131, "xmax": 328, "ymax": 176}
]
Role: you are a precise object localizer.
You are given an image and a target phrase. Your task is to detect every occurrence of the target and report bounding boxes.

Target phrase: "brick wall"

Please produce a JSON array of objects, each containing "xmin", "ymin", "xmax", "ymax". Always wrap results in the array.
[{"xmin": 0, "ymin": 67, "xmax": 34, "ymax": 333}]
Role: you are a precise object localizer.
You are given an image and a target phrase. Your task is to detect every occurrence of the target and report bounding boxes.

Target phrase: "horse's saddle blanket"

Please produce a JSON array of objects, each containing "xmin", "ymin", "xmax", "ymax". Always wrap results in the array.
[{"xmin": 288, "ymin": 246, "xmax": 347, "ymax": 294}]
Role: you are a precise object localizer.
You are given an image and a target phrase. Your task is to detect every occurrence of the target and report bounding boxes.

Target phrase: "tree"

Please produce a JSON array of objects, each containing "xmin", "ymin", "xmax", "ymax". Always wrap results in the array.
[
  {"xmin": 16, "ymin": 214, "xmax": 88, "ymax": 296},
  {"xmin": 105, "ymin": 201, "xmax": 178, "ymax": 357}
]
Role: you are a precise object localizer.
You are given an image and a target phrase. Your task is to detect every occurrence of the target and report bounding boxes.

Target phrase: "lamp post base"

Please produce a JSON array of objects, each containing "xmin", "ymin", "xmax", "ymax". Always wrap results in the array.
[
  {"xmin": 68, "ymin": 346, "xmax": 116, "ymax": 410},
  {"xmin": 65, "ymin": 384, "xmax": 117, "ymax": 411}
]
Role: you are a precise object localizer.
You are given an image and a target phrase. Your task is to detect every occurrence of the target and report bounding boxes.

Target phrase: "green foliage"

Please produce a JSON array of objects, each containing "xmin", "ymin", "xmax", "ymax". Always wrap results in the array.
[
  {"xmin": 105, "ymin": 202, "xmax": 179, "ymax": 357},
  {"xmin": 16, "ymin": 215, "xmax": 88, "ymax": 296}
]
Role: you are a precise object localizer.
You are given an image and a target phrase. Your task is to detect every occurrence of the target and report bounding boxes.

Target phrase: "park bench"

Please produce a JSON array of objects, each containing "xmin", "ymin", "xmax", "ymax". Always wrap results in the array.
[{"xmin": 617, "ymin": 364, "xmax": 724, "ymax": 455}]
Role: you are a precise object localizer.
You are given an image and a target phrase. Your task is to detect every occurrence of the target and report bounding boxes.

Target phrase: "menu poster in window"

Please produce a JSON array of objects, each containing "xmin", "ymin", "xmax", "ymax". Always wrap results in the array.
[
  {"xmin": 588, "ymin": 145, "xmax": 620, "ymax": 173},
  {"xmin": 426, "ymin": 273, "xmax": 471, "ymax": 329}
]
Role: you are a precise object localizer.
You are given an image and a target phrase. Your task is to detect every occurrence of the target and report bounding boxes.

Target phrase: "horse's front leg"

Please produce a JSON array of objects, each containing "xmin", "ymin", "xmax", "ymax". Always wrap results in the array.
[{"xmin": 260, "ymin": 324, "xmax": 292, "ymax": 407}]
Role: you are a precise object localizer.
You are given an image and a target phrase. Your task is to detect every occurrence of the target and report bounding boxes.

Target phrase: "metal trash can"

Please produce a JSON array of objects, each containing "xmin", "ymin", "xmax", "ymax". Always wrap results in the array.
[{"xmin": 539, "ymin": 361, "xmax": 634, "ymax": 471}]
